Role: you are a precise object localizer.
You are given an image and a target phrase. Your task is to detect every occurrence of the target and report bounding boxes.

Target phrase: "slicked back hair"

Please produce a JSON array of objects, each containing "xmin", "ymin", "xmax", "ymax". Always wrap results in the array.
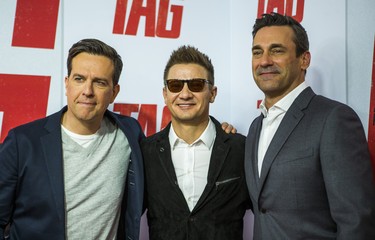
[{"xmin": 252, "ymin": 12, "xmax": 309, "ymax": 57}]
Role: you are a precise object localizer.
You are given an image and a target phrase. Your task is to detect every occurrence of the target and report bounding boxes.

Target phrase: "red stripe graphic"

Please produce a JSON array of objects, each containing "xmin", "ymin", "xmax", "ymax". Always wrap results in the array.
[
  {"xmin": 0, "ymin": 74, "xmax": 50, "ymax": 143},
  {"xmin": 257, "ymin": 0, "xmax": 305, "ymax": 22},
  {"xmin": 113, "ymin": 103, "xmax": 171, "ymax": 136},
  {"xmin": 12, "ymin": 0, "xmax": 60, "ymax": 49},
  {"xmin": 113, "ymin": 0, "xmax": 128, "ymax": 34},
  {"xmin": 369, "ymin": 37, "xmax": 375, "ymax": 179}
]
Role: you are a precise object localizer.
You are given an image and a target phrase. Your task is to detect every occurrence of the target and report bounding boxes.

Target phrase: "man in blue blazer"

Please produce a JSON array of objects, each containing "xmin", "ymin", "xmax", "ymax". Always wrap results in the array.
[
  {"xmin": 0, "ymin": 39, "xmax": 144, "ymax": 240},
  {"xmin": 245, "ymin": 12, "xmax": 375, "ymax": 239}
]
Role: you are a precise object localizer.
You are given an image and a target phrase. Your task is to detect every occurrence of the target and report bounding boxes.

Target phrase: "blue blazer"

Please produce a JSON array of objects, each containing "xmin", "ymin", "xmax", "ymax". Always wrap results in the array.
[
  {"xmin": 0, "ymin": 106, "xmax": 145, "ymax": 240},
  {"xmin": 245, "ymin": 87, "xmax": 375, "ymax": 239}
]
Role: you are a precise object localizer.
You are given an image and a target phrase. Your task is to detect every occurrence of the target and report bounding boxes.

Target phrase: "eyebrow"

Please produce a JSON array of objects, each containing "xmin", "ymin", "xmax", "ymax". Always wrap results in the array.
[
  {"xmin": 252, "ymin": 43, "xmax": 286, "ymax": 51},
  {"xmin": 72, "ymin": 73, "xmax": 109, "ymax": 81},
  {"xmin": 71, "ymin": 73, "xmax": 84, "ymax": 78}
]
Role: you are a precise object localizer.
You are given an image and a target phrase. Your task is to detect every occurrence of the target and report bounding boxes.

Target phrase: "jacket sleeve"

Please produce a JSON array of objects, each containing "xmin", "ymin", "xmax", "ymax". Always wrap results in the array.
[
  {"xmin": 320, "ymin": 104, "xmax": 375, "ymax": 239},
  {"xmin": 0, "ymin": 130, "xmax": 19, "ymax": 239}
]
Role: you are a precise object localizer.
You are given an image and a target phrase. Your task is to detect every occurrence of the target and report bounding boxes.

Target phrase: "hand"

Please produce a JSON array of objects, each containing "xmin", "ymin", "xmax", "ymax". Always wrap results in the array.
[{"xmin": 221, "ymin": 122, "xmax": 237, "ymax": 134}]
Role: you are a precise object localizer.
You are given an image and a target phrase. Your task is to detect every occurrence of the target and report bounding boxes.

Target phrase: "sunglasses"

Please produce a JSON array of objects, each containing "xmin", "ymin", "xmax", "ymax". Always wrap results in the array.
[{"xmin": 165, "ymin": 78, "xmax": 212, "ymax": 93}]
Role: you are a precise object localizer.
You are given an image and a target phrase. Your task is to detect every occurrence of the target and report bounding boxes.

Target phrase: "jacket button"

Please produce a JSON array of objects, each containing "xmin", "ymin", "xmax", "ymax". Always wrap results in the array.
[
  {"xmin": 160, "ymin": 147, "xmax": 164, "ymax": 152},
  {"xmin": 189, "ymin": 217, "xmax": 195, "ymax": 222},
  {"xmin": 260, "ymin": 208, "xmax": 267, "ymax": 213}
]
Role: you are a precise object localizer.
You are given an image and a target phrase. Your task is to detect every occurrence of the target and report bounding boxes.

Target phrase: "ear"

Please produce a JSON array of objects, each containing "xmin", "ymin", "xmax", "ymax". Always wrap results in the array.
[
  {"xmin": 64, "ymin": 76, "xmax": 69, "ymax": 96},
  {"xmin": 300, "ymin": 51, "xmax": 311, "ymax": 71},
  {"xmin": 110, "ymin": 84, "xmax": 120, "ymax": 103},
  {"xmin": 163, "ymin": 87, "xmax": 168, "ymax": 104},
  {"xmin": 209, "ymin": 86, "xmax": 217, "ymax": 103}
]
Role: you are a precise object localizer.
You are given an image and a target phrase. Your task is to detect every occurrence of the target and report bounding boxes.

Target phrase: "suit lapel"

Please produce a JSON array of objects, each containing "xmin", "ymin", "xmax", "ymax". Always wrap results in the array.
[
  {"xmin": 258, "ymin": 108, "xmax": 303, "ymax": 188},
  {"xmin": 245, "ymin": 115, "xmax": 263, "ymax": 201},
  {"xmin": 155, "ymin": 125, "xmax": 187, "ymax": 203},
  {"xmin": 258, "ymin": 87, "xmax": 316, "ymax": 191},
  {"xmin": 193, "ymin": 118, "xmax": 229, "ymax": 213},
  {"xmin": 41, "ymin": 109, "xmax": 66, "ymax": 221},
  {"xmin": 110, "ymin": 111, "xmax": 143, "ymax": 161}
]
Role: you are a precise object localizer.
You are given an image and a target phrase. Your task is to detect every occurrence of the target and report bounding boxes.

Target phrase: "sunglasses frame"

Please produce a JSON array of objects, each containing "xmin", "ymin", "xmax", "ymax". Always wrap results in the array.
[{"xmin": 164, "ymin": 78, "xmax": 212, "ymax": 93}]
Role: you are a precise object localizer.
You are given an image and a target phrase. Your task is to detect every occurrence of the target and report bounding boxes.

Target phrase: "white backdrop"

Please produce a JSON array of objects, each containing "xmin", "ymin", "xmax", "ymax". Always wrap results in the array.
[{"xmin": 1, "ymin": 0, "xmax": 374, "ymax": 239}]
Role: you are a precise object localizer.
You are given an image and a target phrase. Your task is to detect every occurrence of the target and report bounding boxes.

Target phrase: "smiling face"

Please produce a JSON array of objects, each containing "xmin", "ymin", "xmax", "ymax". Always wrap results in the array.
[
  {"xmin": 163, "ymin": 63, "xmax": 217, "ymax": 127},
  {"xmin": 252, "ymin": 26, "xmax": 310, "ymax": 107},
  {"xmin": 63, "ymin": 52, "xmax": 119, "ymax": 134}
]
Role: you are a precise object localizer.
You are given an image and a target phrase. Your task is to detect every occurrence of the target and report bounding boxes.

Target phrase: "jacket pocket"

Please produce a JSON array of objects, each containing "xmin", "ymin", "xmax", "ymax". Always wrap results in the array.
[
  {"xmin": 215, "ymin": 176, "xmax": 241, "ymax": 190},
  {"xmin": 276, "ymin": 147, "xmax": 314, "ymax": 164}
]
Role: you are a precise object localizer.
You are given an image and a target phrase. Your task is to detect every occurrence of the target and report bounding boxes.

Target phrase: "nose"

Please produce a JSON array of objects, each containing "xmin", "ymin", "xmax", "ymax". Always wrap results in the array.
[
  {"xmin": 178, "ymin": 82, "xmax": 193, "ymax": 99},
  {"xmin": 258, "ymin": 52, "xmax": 273, "ymax": 67},
  {"xmin": 82, "ymin": 81, "xmax": 94, "ymax": 96}
]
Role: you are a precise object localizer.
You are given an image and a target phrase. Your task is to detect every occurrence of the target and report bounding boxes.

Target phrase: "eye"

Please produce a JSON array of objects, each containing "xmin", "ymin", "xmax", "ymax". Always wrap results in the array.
[
  {"xmin": 169, "ymin": 81, "xmax": 181, "ymax": 88},
  {"xmin": 252, "ymin": 49, "xmax": 262, "ymax": 57},
  {"xmin": 73, "ymin": 76, "xmax": 83, "ymax": 82},
  {"xmin": 271, "ymin": 48, "xmax": 285, "ymax": 54},
  {"xmin": 94, "ymin": 80, "xmax": 109, "ymax": 87}
]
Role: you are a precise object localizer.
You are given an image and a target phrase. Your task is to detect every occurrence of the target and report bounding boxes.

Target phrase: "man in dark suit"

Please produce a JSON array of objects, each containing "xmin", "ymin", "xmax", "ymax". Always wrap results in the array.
[
  {"xmin": 0, "ymin": 39, "xmax": 144, "ymax": 240},
  {"xmin": 245, "ymin": 12, "xmax": 375, "ymax": 239},
  {"xmin": 141, "ymin": 45, "xmax": 251, "ymax": 240}
]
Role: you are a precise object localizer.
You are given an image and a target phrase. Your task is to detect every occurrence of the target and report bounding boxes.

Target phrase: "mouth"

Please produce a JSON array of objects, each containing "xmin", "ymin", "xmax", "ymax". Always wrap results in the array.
[
  {"xmin": 257, "ymin": 70, "xmax": 279, "ymax": 80},
  {"xmin": 78, "ymin": 101, "xmax": 96, "ymax": 106},
  {"xmin": 259, "ymin": 72, "xmax": 277, "ymax": 77},
  {"xmin": 177, "ymin": 103, "xmax": 195, "ymax": 108},
  {"xmin": 259, "ymin": 70, "xmax": 279, "ymax": 75},
  {"xmin": 257, "ymin": 67, "xmax": 279, "ymax": 76}
]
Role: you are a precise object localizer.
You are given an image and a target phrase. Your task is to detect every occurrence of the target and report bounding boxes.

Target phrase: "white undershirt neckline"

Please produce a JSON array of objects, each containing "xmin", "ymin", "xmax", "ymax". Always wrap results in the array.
[{"xmin": 61, "ymin": 121, "xmax": 106, "ymax": 148}]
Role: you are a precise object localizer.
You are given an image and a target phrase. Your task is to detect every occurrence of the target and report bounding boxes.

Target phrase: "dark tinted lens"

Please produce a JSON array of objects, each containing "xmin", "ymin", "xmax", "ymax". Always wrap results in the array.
[
  {"xmin": 166, "ymin": 79, "xmax": 208, "ymax": 93},
  {"xmin": 187, "ymin": 79, "xmax": 206, "ymax": 92},
  {"xmin": 167, "ymin": 80, "xmax": 184, "ymax": 92}
]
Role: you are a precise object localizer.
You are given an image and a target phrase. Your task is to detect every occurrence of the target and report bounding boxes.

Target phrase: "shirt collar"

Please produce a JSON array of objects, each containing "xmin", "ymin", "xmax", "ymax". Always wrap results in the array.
[
  {"xmin": 259, "ymin": 81, "xmax": 308, "ymax": 117},
  {"xmin": 169, "ymin": 118, "xmax": 216, "ymax": 150}
]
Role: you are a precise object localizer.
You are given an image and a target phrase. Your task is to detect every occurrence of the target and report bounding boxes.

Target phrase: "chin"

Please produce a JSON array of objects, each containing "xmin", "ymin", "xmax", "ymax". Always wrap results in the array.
[{"xmin": 173, "ymin": 115, "xmax": 195, "ymax": 122}]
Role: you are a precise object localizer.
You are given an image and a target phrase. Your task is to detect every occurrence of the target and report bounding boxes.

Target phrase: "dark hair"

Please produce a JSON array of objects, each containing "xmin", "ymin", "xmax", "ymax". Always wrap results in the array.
[
  {"xmin": 252, "ymin": 12, "xmax": 309, "ymax": 57},
  {"xmin": 164, "ymin": 45, "xmax": 215, "ymax": 85},
  {"xmin": 67, "ymin": 38, "xmax": 123, "ymax": 85}
]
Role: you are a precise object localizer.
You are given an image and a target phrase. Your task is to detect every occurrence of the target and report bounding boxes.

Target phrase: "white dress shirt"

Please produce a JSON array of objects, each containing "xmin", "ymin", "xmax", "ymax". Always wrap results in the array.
[
  {"xmin": 258, "ymin": 82, "xmax": 308, "ymax": 177},
  {"xmin": 169, "ymin": 118, "xmax": 216, "ymax": 211}
]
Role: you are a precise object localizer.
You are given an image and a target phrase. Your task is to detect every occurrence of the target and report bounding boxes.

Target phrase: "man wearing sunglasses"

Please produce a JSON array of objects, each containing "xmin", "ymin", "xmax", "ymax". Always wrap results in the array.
[{"xmin": 141, "ymin": 45, "xmax": 252, "ymax": 240}]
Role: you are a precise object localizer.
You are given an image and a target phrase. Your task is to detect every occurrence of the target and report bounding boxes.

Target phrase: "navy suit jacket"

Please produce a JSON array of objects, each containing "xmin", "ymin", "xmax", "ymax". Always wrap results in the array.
[
  {"xmin": 0, "ymin": 107, "xmax": 145, "ymax": 240},
  {"xmin": 245, "ymin": 87, "xmax": 375, "ymax": 239}
]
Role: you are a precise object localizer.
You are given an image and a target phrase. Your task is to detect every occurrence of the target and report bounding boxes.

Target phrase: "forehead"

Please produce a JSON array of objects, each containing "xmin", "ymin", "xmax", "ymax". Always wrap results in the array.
[
  {"xmin": 253, "ymin": 26, "xmax": 295, "ymax": 49},
  {"xmin": 71, "ymin": 52, "xmax": 113, "ymax": 71},
  {"xmin": 168, "ymin": 63, "xmax": 208, "ymax": 79}
]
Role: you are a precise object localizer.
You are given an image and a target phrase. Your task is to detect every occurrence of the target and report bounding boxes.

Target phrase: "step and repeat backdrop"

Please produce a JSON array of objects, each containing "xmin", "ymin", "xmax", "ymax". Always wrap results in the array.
[{"xmin": 1, "ymin": 0, "xmax": 374, "ymax": 239}]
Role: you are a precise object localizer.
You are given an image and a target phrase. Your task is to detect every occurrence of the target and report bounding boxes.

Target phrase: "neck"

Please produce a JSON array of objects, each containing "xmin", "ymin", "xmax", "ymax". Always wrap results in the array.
[
  {"xmin": 264, "ymin": 80, "xmax": 305, "ymax": 109},
  {"xmin": 61, "ymin": 112, "xmax": 102, "ymax": 135},
  {"xmin": 264, "ymin": 96, "xmax": 284, "ymax": 109},
  {"xmin": 171, "ymin": 118, "xmax": 209, "ymax": 144}
]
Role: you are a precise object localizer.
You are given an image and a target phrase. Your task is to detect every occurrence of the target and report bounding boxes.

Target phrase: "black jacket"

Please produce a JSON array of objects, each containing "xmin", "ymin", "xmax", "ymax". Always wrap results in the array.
[{"xmin": 141, "ymin": 116, "xmax": 251, "ymax": 240}]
